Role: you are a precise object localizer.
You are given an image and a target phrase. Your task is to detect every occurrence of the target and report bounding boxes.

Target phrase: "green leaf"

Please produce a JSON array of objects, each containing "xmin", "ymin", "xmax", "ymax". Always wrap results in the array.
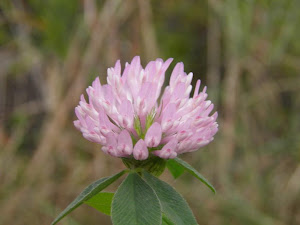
[
  {"xmin": 143, "ymin": 171, "xmax": 198, "ymax": 225},
  {"xmin": 162, "ymin": 214, "xmax": 175, "ymax": 225},
  {"xmin": 173, "ymin": 157, "xmax": 216, "ymax": 193},
  {"xmin": 167, "ymin": 159, "xmax": 185, "ymax": 179},
  {"xmin": 51, "ymin": 170, "xmax": 126, "ymax": 225},
  {"xmin": 111, "ymin": 172, "xmax": 162, "ymax": 225},
  {"xmin": 84, "ymin": 192, "xmax": 114, "ymax": 216}
]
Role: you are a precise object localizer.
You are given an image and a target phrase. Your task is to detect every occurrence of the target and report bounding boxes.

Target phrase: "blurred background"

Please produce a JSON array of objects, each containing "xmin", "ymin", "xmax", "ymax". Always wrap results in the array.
[{"xmin": 0, "ymin": 0, "xmax": 300, "ymax": 224}]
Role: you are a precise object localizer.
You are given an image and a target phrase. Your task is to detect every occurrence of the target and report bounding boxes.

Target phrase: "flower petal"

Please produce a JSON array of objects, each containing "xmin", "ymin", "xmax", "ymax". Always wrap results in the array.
[
  {"xmin": 153, "ymin": 139, "xmax": 178, "ymax": 159},
  {"xmin": 133, "ymin": 139, "xmax": 148, "ymax": 160},
  {"xmin": 117, "ymin": 130, "xmax": 133, "ymax": 155},
  {"xmin": 145, "ymin": 122, "xmax": 162, "ymax": 147}
]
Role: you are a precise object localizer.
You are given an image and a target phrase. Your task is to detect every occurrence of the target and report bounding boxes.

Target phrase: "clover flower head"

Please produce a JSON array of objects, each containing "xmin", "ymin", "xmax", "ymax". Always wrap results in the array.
[{"xmin": 74, "ymin": 56, "xmax": 218, "ymax": 160}]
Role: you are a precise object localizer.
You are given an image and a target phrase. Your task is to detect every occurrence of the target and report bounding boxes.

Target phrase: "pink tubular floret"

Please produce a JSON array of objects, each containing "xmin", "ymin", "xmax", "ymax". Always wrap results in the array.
[{"xmin": 74, "ymin": 56, "xmax": 218, "ymax": 160}]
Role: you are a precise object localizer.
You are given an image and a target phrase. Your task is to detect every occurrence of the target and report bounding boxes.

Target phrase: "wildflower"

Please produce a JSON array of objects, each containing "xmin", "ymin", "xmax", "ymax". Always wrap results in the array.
[{"xmin": 74, "ymin": 56, "xmax": 218, "ymax": 160}]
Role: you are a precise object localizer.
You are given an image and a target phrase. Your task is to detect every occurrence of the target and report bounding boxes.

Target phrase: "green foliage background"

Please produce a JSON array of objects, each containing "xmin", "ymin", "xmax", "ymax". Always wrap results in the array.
[{"xmin": 0, "ymin": 0, "xmax": 299, "ymax": 224}]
